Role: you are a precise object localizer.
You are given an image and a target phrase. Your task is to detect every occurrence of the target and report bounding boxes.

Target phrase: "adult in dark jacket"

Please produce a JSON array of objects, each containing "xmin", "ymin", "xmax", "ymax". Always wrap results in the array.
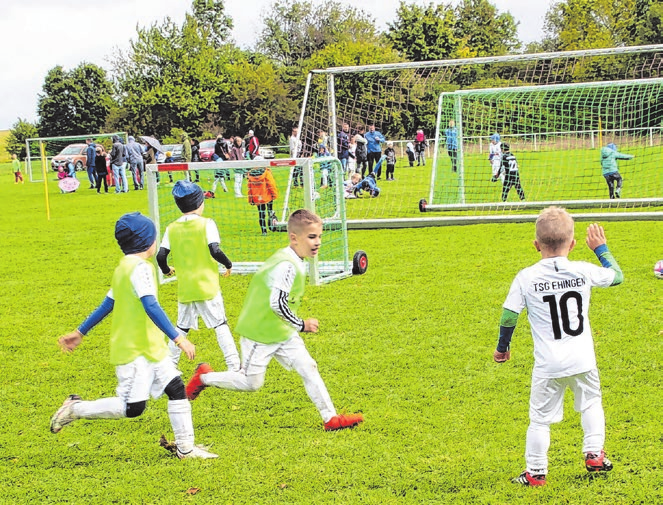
[
  {"xmin": 110, "ymin": 135, "xmax": 128, "ymax": 193},
  {"xmin": 94, "ymin": 147, "xmax": 109, "ymax": 193}
]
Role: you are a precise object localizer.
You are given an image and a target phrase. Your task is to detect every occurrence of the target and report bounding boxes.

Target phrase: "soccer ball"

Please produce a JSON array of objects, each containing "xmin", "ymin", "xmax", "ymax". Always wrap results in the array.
[{"xmin": 655, "ymin": 260, "xmax": 663, "ymax": 279}]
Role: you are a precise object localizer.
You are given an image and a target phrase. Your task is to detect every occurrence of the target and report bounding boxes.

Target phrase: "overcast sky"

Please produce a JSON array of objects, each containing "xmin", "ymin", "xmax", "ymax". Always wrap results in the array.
[{"xmin": 0, "ymin": 0, "xmax": 554, "ymax": 130}]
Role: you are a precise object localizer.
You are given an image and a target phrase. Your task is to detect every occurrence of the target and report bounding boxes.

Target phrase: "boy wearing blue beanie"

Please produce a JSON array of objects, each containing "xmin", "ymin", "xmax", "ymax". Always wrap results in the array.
[
  {"xmin": 156, "ymin": 181, "xmax": 240, "ymax": 372},
  {"xmin": 51, "ymin": 212, "xmax": 216, "ymax": 459}
]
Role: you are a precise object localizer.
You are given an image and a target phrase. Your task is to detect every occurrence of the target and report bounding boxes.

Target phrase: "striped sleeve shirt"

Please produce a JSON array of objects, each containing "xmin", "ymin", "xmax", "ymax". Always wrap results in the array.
[{"xmin": 269, "ymin": 258, "xmax": 305, "ymax": 331}]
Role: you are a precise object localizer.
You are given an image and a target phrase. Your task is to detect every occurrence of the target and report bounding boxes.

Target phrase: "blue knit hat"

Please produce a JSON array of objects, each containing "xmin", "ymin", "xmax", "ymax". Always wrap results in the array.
[
  {"xmin": 115, "ymin": 212, "xmax": 157, "ymax": 254},
  {"xmin": 172, "ymin": 180, "xmax": 204, "ymax": 213},
  {"xmin": 490, "ymin": 133, "xmax": 501, "ymax": 142},
  {"xmin": 607, "ymin": 143, "xmax": 617, "ymax": 151}
]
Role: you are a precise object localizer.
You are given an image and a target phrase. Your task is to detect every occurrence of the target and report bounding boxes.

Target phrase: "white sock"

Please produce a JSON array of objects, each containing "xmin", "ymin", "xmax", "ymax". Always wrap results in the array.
[
  {"xmin": 581, "ymin": 401, "xmax": 606, "ymax": 454},
  {"xmin": 525, "ymin": 422, "xmax": 550, "ymax": 475},
  {"xmin": 215, "ymin": 324, "xmax": 240, "ymax": 372},
  {"xmin": 73, "ymin": 397, "xmax": 126, "ymax": 419},
  {"xmin": 168, "ymin": 399, "xmax": 194, "ymax": 453}
]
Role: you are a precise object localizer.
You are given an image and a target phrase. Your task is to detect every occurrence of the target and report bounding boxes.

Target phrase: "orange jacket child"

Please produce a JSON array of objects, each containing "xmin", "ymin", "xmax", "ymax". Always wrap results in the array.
[{"xmin": 247, "ymin": 168, "xmax": 279, "ymax": 205}]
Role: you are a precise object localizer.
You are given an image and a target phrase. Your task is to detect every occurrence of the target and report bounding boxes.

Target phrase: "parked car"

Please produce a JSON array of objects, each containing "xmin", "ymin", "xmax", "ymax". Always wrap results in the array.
[
  {"xmin": 199, "ymin": 140, "xmax": 216, "ymax": 161},
  {"xmin": 51, "ymin": 144, "xmax": 87, "ymax": 171},
  {"xmin": 159, "ymin": 144, "xmax": 184, "ymax": 163},
  {"xmin": 260, "ymin": 147, "xmax": 275, "ymax": 159}
]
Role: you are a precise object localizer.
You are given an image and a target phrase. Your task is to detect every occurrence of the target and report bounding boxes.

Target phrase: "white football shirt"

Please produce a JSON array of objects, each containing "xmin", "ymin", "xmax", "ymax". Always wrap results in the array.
[{"xmin": 503, "ymin": 256, "xmax": 615, "ymax": 378}]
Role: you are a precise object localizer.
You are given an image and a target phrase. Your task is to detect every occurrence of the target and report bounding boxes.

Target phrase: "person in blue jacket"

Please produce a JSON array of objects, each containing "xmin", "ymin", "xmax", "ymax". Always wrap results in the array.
[
  {"xmin": 364, "ymin": 124, "xmax": 385, "ymax": 175},
  {"xmin": 600, "ymin": 143, "xmax": 634, "ymax": 199}
]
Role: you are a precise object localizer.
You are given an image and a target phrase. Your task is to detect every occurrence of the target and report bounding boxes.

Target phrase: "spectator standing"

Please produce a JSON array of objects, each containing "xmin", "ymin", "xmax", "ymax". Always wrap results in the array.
[
  {"xmin": 128, "ymin": 136, "xmax": 144, "ymax": 190},
  {"xmin": 85, "ymin": 138, "xmax": 97, "ymax": 189},
  {"xmin": 247, "ymin": 130, "xmax": 260, "ymax": 160},
  {"xmin": 415, "ymin": 129, "xmax": 427, "ymax": 166},
  {"xmin": 384, "ymin": 141, "xmax": 397, "ymax": 181},
  {"xmin": 95, "ymin": 147, "xmax": 109, "ymax": 194},
  {"xmin": 444, "ymin": 121, "xmax": 459, "ymax": 173},
  {"xmin": 110, "ymin": 135, "xmax": 128, "ymax": 193},
  {"xmin": 337, "ymin": 123, "xmax": 351, "ymax": 176},
  {"xmin": 365, "ymin": 124, "xmax": 385, "ymax": 174},
  {"xmin": 229, "ymin": 136, "xmax": 247, "ymax": 198},
  {"xmin": 289, "ymin": 127, "xmax": 303, "ymax": 187},
  {"xmin": 354, "ymin": 126, "xmax": 368, "ymax": 177}
]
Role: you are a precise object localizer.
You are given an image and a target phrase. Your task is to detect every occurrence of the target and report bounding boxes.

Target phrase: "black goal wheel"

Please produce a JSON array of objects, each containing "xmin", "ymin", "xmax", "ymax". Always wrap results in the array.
[
  {"xmin": 352, "ymin": 250, "xmax": 368, "ymax": 275},
  {"xmin": 419, "ymin": 198, "xmax": 427, "ymax": 213}
]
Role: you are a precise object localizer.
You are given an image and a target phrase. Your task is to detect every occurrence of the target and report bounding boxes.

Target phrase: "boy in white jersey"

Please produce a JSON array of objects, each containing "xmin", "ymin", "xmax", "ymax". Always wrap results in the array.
[
  {"xmin": 494, "ymin": 206, "xmax": 623, "ymax": 486},
  {"xmin": 51, "ymin": 212, "xmax": 216, "ymax": 459},
  {"xmin": 185, "ymin": 209, "xmax": 364, "ymax": 431},
  {"xmin": 489, "ymin": 133, "xmax": 503, "ymax": 183},
  {"xmin": 157, "ymin": 181, "xmax": 240, "ymax": 372}
]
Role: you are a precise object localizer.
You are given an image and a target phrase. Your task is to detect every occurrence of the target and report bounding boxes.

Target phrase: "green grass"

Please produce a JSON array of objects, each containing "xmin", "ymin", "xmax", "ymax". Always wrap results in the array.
[{"xmin": 1, "ymin": 162, "xmax": 662, "ymax": 504}]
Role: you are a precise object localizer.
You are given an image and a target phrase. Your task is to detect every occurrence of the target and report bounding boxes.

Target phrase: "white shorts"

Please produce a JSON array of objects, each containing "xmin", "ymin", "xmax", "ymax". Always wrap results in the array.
[
  {"xmin": 115, "ymin": 355, "xmax": 181, "ymax": 403},
  {"xmin": 491, "ymin": 159, "xmax": 502, "ymax": 177},
  {"xmin": 529, "ymin": 369, "xmax": 602, "ymax": 425},
  {"xmin": 177, "ymin": 292, "xmax": 227, "ymax": 330},
  {"xmin": 240, "ymin": 334, "xmax": 313, "ymax": 376}
]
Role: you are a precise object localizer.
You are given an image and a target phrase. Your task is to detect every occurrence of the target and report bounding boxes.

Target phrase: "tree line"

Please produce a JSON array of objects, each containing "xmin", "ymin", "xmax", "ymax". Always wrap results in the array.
[{"xmin": 6, "ymin": 0, "xmax": 663, "ymax": 158}]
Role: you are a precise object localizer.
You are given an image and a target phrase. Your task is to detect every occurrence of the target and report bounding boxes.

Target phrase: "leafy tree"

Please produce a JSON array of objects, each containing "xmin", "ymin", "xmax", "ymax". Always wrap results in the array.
[
  {"xmin": 454, "ymin": 0, "xmax": 521, "ymax": 57},
  {"xmin": 257, "ymin": 0, "xmax": 378, "ymax": 66},
  {"xmin": 112, "ymin": 15, "xmax": 233, "ymax": 138},
  {"xmin": 191, "ymin": 0, "xmax": 233, "ymax": 46},
  {"xmin": 37, "ymin": 63, "xmax": 115, "ymax": 137},
  {"xmin": 542, "ymin": 0, "xmax": 637, "ymax": 51},
  {"xmin": 632, "ymin": 0, "xmax": 663, "ymax": 44},
  {"xmin": 5, "ymin": 118, "xmax": 39, "ymax": 159},
  {"xmin": 385, "ymin": 2, "xmax": 459, "ymax": 61}
]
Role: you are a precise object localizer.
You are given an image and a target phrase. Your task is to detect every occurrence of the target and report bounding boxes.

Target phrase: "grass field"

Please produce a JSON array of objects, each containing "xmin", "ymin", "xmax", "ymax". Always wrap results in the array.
[{"xmin": 1, "ymin": 161, "xmax": 662, "ymax": 504}]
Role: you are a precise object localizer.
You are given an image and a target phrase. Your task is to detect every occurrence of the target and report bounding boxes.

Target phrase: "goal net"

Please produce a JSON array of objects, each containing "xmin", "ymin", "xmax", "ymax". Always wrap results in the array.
[
  {"xmin": 425, "ymin": 78, "xmax": 663, "ymax": 217},
  {"xmin": 297, "ymin": 44, "xmax": 663, "ymax": 227},
  {"xmin": 25, "ymin": 132, "xmax": 128, "ymax": 182},
  {"xmin": 146, "ymin": 158, "xmax": 360, "ymax": 286}
]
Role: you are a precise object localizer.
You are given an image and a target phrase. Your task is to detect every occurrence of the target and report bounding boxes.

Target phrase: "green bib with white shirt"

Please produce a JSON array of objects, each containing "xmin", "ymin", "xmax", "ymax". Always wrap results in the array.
[
  {"xmin": 109, "ymin": 255, "xmax": 168, "ymax": 366},
  {"xmin": 168, "ymin": 218, "xmax": 220, "ymax": 303},
  {"xmin": 236, "ymin": 248, "xmax": 306, "ymax": 344}
]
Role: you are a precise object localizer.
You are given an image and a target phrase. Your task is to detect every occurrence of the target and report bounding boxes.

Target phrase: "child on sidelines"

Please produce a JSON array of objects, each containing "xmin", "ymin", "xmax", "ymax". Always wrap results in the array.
[
  {"xmin": 247, "ymin": 166, "xmax": 279, "ymax": 235},
  {"xmin": 344, "ymin": 172, "xmax": 362, "ymax": 198},
  {"xmin": 347, "ymin": 136, "xmax": 357, "ymax": 175},
  {"xmin": 51, "ymin": 212, "xmax": 216, "ymax": 459},
  {"xmin": 156, "ymin": 181, "xmax": 240, "ymax": 372},
  {"xmin": 354, "ymin": 172, "xmax": 381, "ymax": 198},
  {"xmin": 493, "ymin": 206, "xmax": 623, "ymax": 486},
  {"xmin": 406, "ymin": 142, "xmax": 415, "ymax": 167},
  {"xmin": 489, "ymin": 133, "xmax": 503, "ymax": 183},
  {"xmin": 384, "ymin": 141, "xmax": 397, "ymax": 181},
  {"xmin": 185, "ymin": 209, "xmax": 364, "ymax": 432},
  {"xmin": 499, "ymin": 143, "xmax": 525, "ymax": 202},
  {"xmin": 12, "ymin": 154, "xmax": 24, "ymax": 184},
  {"xmin": 600, "ymin": 142, "xmax": 634, "ymax": 199},
  {"xmin": 415, "ymin": 129, "xmax": 427, "ymax": 166},
  {"xmin": 94, "ymin": 147, "xmax": 109, "ymax": 193}
]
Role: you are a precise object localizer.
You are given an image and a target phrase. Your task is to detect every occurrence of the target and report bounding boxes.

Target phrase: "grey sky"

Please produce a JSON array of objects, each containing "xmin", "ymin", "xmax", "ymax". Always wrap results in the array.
[{"xmin": 0, "ymin": 0, "xmax": 554, "ymax": 130}]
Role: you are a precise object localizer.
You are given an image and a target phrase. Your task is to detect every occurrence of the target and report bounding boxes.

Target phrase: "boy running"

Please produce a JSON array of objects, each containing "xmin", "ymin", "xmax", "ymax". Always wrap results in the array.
[
  {"xmin": 51, "ymin": 212, "xmax": 216, "ymax": 459},
  {"xmin": 494, "ymin": 206, "xmax": 623, "ymax": 486},
  {"xmin": 12, "ymin": 154, "xmax": 24, "ymax": 184},
  {"xmin": 156, "ymin": 181, "xmax": 240, "ymax": 372},
  {"xmin": 186, "ymin": 209, "xmax": 364, "ymax": 432}
]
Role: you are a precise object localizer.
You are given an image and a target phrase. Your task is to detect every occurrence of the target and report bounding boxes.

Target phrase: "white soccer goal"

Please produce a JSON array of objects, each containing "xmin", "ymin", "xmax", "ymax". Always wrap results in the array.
[
  {"xmin": 25, "ymin": 132, "xmax": 128, "ymax": 182},
  {"xmin": 422, "ymin": 78, "xmax": 663, "ymax": 221},
  {"xmin": 297, "ymin": 44, "xmax": 663, "ymax": 227},
  {"xmin": 146, "ymin": 158, "xmax": 368, "ymax": 286}
]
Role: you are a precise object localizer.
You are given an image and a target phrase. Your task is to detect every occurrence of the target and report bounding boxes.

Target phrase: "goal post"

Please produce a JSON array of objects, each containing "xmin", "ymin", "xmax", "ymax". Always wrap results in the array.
[
  {"xmin": 298, "ymin": 44, "xmax": 663, "ymax": 227},
  {"xmin": 146, "ymin": 157, "xmax": 362, "ymax": 286},
  {"xmin": 424, "ymin": 78, "xmax": 663, "ymax": 218},
  {"xmin": 25, "ymin": 132, "xmax": 128, "ymax": 182}
]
